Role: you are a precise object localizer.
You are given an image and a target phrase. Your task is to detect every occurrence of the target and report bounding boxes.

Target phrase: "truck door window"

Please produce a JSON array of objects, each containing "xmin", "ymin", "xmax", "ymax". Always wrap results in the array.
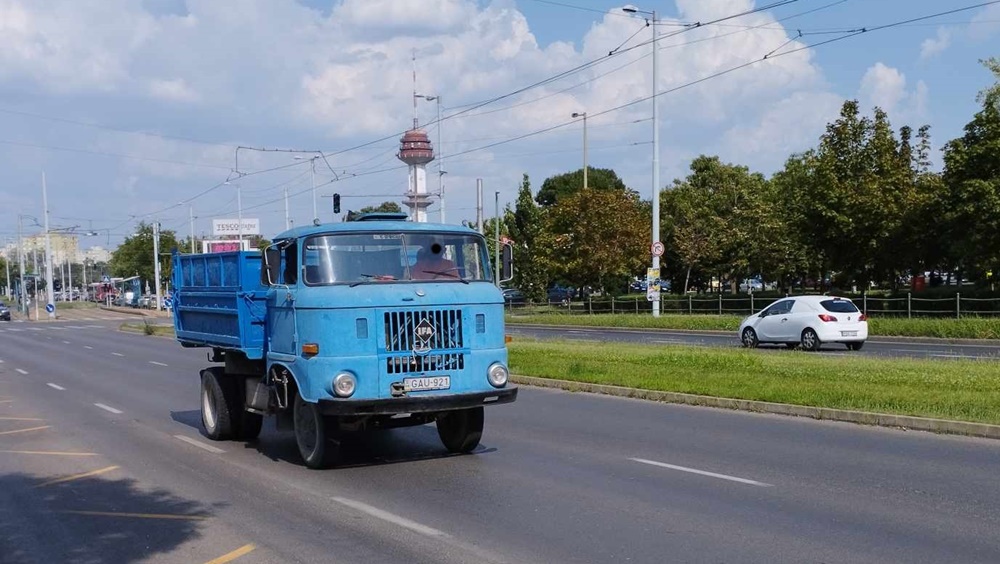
[{"xmin": 283, "ymin": 242, "xmax": 298, "ymax": 285}]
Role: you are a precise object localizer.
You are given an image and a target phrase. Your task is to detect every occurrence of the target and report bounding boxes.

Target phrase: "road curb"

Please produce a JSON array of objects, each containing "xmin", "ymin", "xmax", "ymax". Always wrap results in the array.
[
  {"xmin": 506, "ymin": 322, "xmax": 1000, "ymax": 345},
  {"xmin": 510, "ymin": 375, "xmax": 1000, "ymax": 440}
]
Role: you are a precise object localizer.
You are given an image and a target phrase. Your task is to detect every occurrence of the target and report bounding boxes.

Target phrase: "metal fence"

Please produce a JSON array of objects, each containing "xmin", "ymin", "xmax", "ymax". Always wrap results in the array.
[{"xmin": 508, "ymin": 293, "xmax": 1000, "ymax": 318}]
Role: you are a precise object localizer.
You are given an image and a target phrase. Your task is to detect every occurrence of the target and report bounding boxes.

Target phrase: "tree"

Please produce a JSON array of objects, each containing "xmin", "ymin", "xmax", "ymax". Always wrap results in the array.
[
  {"xmin": 109, "ymin": 222, "xmax": 180, "ymax": 290},
  {"xmin": 359, "ymin": 201, "xmax": 403, "ymax": 214},
  {"xmin": 504, "ymin": 174, "xmax": 548, "ymax": 302},
  {"xmin": 940, "ymin": 59, "xmax": 1000, "ymax": 278},
  {"xmin": 536, "ymin": 167, "xmax": 628, "ymax": 207},
  {"xmin": 541, "ymin": 187, "xmax": 649, "ymax": 293}
]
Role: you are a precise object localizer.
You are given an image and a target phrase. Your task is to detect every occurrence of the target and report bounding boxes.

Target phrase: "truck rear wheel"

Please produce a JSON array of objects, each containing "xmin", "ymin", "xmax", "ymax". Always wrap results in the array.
[
  {"xmin": 294, "ymin": 393, "xmax": 335, "ymax": 469},
  {"xmin": 201, "ymin": 368, "xmax": 234, "ymax": 440},
  {"xmin": 436, "ymin": 407, "xmax": 484, "ymax": 453}
]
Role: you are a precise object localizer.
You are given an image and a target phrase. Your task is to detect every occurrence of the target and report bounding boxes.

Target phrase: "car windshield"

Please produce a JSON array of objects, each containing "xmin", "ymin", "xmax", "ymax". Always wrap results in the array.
[
  {"xmin": 302, "ymin": 232, "xmax": 491, "ymax": 285},
  {"xmin": 821, "ymin": 299, "xmax": 859, "ymax": 313}
]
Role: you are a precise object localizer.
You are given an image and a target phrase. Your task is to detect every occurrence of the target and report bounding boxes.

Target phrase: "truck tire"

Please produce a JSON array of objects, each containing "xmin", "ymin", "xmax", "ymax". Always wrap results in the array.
[
  {"xmin": 294, "ymin": 393, "xmax": 333, "ymax": 469},
  {"xmin": 436, "ymin": 407, "xmax": 484, "ymax": 453},
  {"xmin": 223, "ymin": 378, "xmax": 263, "ymax": 441},
  {"xmin": 201, "ymin": 367, "xmax": 234, "ymax": 440}
]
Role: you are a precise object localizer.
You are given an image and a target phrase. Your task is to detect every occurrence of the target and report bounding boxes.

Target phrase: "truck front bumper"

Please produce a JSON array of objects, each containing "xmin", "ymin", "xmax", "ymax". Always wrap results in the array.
[{"xmin": 319, "ymin": 386, "xmax": 517, "ymax": 416}]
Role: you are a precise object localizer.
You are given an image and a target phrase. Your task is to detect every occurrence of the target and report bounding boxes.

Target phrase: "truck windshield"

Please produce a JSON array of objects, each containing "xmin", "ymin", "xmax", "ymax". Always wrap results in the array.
[{"xmin": 302, "ymin": 232, "xmax": 492, "ymax": 285}]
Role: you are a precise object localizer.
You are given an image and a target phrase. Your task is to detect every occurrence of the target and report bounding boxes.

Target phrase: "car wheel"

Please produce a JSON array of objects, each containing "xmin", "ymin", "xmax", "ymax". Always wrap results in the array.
[
  {"xmin": 294, "ymin": 393, "xmax": 334, "ymax": 469},
  {"xmin": 846, "ymin": 341, "xmax": 865, "ymax": 351},
  {"xmin": 741, "ymin": 328, "xmax": 759, "ymax": 348},
  {"xmin": 800, "ymin": 328, "xmax": 821, "ymax": 352}
]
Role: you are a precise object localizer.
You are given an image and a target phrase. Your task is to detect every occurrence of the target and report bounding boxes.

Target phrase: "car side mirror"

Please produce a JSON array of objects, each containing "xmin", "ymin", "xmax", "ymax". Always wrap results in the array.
[
  {"xmin": 500, "ymin": 243, "xmax": 513, "ymax": 283},
  {"xmin": 262, "ymin": 246, "xmax": 281, "ymax": 286}
]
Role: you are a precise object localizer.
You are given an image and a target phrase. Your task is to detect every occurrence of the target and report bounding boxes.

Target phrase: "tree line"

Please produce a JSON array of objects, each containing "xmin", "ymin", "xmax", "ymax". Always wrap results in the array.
[{"xmin": 497, "ymin": 59, "xmax": 1000, "ymax": 301}]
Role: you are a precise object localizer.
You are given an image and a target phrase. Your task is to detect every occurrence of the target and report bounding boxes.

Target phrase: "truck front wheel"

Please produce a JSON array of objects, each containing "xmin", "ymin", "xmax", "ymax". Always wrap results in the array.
[
  {"xmin": 201, "ymin": 368, "xmax": 234, "ymax": 440},
  {"xmin": 436, "ymin": 407, "xmax": 484, "ymax": 453},
  {"xmin": 294, "ymin": 393, "xmax": 335, "ymax": 469}
]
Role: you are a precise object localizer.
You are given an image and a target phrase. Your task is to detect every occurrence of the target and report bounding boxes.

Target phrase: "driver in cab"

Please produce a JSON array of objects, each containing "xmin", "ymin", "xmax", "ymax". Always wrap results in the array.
[{"xmin": 412, "ymin": 239, "xmax": 458, "ymax": 280}]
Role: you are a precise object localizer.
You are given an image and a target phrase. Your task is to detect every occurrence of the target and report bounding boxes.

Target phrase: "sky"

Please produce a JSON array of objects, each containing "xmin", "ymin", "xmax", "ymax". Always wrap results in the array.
[{"xmin": 0, "ymin": 0, "xmax": 998, "ymax": 251}]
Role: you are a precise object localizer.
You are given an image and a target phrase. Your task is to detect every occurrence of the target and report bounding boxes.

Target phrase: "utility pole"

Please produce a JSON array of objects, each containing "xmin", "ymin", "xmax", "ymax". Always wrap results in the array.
[
  {"xmin": 284, "ymin": 187, "xmax": 290, "ymax": 230},
  {"xmin": 476, "ymin": 179, "xmax": 484, "ymax": 234},
  {"xmin": 237, "ymin": 183, "xmax": 244, "ymax": 250},
  {"xmin": 4, "ymin": 241, "xmax": 10, "ymax": 299},
  {"xmin": 651, "ymin": 8, "xmax": 661, "ymax": 318},
  {"xmin": 42, "ymin": 172, "xmax": 55, "ymax": 319},
  {"xmin": 153, "ymin": 221, "xmax": 162, "ymax": 311},
  {"xmin": 310, "ymin": 158, "xmax": 318, "ymax": 226},
  {"xmin": 437, "ymin": 96, "xmax": 446, "ymax": 223},
  {"xmin": 17, "ymin": 216, "xmax": 24, "ymax": 314},
  {"xmin": 572, "ymin": 112, "xmax": 588, "ymax": 190},
  {"xmin": 67, "ymin": 253, "xmax": 73, "ymax": 301},
  {"xmin": 494, "ymin": 191, "xmax": 500, "ymax": 287},
  {"xmin": 189, "ymin": 204, "xmax": 196, "ymax": 254}
]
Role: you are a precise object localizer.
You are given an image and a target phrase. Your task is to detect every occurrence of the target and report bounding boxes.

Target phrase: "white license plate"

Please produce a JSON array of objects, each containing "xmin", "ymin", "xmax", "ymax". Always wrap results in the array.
[
  {"xmin": 403, "ymin": 376, "xmax": 451, "ymax": 392},
  {"xmin": 841, "ymin": 331, "xmax": 858, "ymax": 337}
]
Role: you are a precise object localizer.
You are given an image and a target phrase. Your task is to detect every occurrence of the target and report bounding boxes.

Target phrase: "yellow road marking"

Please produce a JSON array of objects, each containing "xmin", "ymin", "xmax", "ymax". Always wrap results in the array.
[
  {"xmin": 0, "ymin": 425, "xmax": 50, "ymax": 436},
  {"xmin": 36, "ymin": 465, "xmax": 119, "ymax": 488},
  {"xmin": 58, "ymin": 510, "xmax": 208, "ymax": 521},
  {"xmin": 204, "ymin": 544, "xmax": 256, "ymax": 564},
  {"xmin": 0, "ymin": 417, "xmax": 43, "ymax": 421},
  {"xmin": 0, "ymin": 450, "xmax": 98, "ymax": 456}
]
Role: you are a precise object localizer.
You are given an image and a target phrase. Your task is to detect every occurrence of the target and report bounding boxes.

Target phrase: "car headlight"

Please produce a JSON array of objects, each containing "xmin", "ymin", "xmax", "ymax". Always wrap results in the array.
[
  {"xmin": 332, "ymin": 372, "xmax": 357, "ymax": 398},
  {"xmin": 487, "ymin": 363, "xmax": 509, "ymax": 388}
]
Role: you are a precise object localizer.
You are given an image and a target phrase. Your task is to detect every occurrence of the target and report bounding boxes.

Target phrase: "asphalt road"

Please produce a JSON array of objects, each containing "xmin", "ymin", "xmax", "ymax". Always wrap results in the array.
[
  {"xmin": 507, "ymin": 323, "xmax": 1000, "ymax": 360},
  {"xmin": 1, "ymin": 319, "xmax": 999, "ymax": 562}
]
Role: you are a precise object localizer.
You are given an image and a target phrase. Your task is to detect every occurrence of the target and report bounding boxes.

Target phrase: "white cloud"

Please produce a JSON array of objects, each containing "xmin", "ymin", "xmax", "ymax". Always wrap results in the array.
[
  {"xmin": 969, "ymin": 3, "xmax": 1000, "ymax": 40},
  {"xmin": 858, "ymin": 63, "xmax": 928, "ymax": 124},
  {"xmin": 147, "ymin": 78, "xmax": 200, "ymax": 103},
  {"xmin": 920, "ymin": 28, "xmax": 951, "ymax": 60}
]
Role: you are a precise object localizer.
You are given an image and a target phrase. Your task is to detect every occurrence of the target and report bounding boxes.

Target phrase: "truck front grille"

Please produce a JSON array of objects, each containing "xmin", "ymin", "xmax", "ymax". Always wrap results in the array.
[
  {"xmin": 383, "ymin": 309, "xmax": 463, "ymax": 353},
  {"xmin": 386, "ymin": 353, "xmax": 465, "ymax": 375}
]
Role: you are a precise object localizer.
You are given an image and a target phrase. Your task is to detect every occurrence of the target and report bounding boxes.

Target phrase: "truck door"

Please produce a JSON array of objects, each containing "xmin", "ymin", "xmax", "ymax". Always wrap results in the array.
[{"xmin": 267, "ymin": 241, "xmax": 298, "ymax": 356}]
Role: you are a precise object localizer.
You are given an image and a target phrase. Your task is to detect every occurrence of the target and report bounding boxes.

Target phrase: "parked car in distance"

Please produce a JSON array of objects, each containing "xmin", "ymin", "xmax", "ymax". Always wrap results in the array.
[
  {"xmin": 0, "ymin": 303, "xmax": 10, "ymax": 321},
  {"xmin": 739, "ymin": 278, "xmax": 764, "ymax": 293},
  {"xmin": 738, "ymin": 295, "xmax": 868, "ymax": 351},
  {"xmin": 502, "ymin": 288, "xmax": 526, "ymax": 304},
  {"xmin": 547, "ymin": 285, "xmax": 575, "ymax": 303}
]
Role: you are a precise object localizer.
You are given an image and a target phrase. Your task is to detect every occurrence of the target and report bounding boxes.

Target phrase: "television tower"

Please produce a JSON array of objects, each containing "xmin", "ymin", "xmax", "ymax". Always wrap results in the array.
[{"xmin": 399, "ymin": 52, "xmax": 435, "ymax": 222}]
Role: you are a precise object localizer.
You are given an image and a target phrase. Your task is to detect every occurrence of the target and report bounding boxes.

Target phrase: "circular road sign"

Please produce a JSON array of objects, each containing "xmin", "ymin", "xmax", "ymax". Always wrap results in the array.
[
  {"xmin": 651, "ymin": 241, "xmax": 665, "ymax": 257},
  {"xmin": 45, "ymin": 303, "xmax": 55, "ymax": 313}
]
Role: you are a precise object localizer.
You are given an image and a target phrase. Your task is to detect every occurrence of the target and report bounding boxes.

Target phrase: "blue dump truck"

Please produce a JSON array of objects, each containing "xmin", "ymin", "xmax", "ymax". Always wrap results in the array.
[{"xmin": 172, "ymin": 213, "xmax": 516, "ymax": 468}]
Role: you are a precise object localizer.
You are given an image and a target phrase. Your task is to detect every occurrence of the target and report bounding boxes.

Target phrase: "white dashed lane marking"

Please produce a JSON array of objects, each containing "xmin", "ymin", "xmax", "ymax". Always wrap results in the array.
[
  {"xmin": 173, "ymin": 435, "xmax": 225, "ymax": 454},
  {"xmin": 46, "ymin": 383, "xmax": 66, "ymax": 391},
  {"xmin": 94, "ymin": 403, "xmax": 123, "ymax": 415},
  {"xmin": 15, "ymin": 369, "xmax": 28, "ymax": 375}
]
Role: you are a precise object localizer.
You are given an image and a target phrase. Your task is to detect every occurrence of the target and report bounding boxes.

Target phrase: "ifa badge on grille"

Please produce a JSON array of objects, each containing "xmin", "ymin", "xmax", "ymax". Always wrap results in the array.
[{"xmin": 413, "ymin": 318, "xmax": 435, "ymax": 355}]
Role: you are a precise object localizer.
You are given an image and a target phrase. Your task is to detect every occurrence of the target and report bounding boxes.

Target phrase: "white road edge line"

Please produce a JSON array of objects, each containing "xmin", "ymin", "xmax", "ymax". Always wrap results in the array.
[
  {"xmin": 111, "ymin": 352, "xmax": 124, "ymax": 357},
  {"xmin": 629, "ymin": 458, "xmax": 773, "ymax": 487},
  {"xmin": 149, "ymin": 361, "xmax": 169, "ymax": 367},
  {"xmin": 94, "ymin": 403, "xmax": 123, "ymax": 415},
  {"xmin": 173, "ymin": 434, "xmax": 225, "ymax": 454},
  {"xmin": 331, "ymin": 496, "xmax": 448, "ymax": 538},
  {"xmin": 15, "ymin": 369, "xmax": 28, "ymax": 375},
  {"xmin": 46, "ymin": 383, "xmax": 66, "ymax": 391}
]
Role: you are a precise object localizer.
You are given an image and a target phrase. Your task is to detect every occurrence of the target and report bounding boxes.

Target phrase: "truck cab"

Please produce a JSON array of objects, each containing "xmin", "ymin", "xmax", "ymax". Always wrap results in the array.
[{"xmin": 173, "ymin": 214, "xmax": 516, "ymax": 468}]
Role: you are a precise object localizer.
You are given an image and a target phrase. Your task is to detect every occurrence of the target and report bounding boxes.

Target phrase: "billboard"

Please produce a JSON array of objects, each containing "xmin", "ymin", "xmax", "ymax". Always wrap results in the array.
[
  {"xmin": 202, "ymin": 240, "xmax": 250, "ymax": 253},
  {"xmin": 212, "ymin": 218, "xmax": 260, "ymax": 236}
]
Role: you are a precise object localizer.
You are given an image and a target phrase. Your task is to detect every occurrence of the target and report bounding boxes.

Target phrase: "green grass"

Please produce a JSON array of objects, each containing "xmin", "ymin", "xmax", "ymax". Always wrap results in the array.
[
  {"xmin": 506, "ymin": 313, "xmax": 1000, "ymax": 339},
  {"xmin": 55, "ymin": 301, "xmax": 100, "ymax": 310},
  {"xmin": 120, "ymin": 322, "xmax": 175, "ymax": 337},
  {"xmin": 509, "ymin": 340, "xmax": 1000, "ymax": 425}
]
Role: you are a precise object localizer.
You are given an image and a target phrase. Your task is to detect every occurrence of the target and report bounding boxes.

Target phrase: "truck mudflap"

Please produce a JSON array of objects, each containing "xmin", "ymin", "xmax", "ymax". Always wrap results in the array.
[{"xmin": 318, "ymin": 387, "xmax": 517, "ymax": 416}]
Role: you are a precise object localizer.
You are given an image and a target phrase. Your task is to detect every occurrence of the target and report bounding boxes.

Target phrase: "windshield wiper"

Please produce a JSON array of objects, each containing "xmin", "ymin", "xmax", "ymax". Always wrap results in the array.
[
  {"xmin": 350, "ymin": 274, "xmax": 397, "ymax": 288},
  {"xmin": 419, "ymin": 270, "xmax": 469, "ymax": 284}
]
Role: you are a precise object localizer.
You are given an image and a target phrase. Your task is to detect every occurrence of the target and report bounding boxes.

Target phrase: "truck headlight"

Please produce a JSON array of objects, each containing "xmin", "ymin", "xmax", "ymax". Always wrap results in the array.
[
  {"xmin": 333, "ymin": 372, "xmax": 356, "ymax": 398},
  {"xmin": 487, "ymin": 363, "xmax": 508, "ymax": 388}
]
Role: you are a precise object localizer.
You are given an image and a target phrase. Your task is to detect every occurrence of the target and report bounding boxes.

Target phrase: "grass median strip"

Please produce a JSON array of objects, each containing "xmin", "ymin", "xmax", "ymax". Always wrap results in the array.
[
  {"xmin": 508, "ymin": 340, "xmax": 1000, "ymax": 425},
  {"xmin": 507, "ymin": 313, "xmax": 1000, "ymax": 340}
]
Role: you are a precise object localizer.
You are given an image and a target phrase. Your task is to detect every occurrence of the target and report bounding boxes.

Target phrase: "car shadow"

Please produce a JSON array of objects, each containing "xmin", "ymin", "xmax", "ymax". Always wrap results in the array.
[{"xmin": 0, "ymin": 471, "xmax": 215, "ymax": 563}]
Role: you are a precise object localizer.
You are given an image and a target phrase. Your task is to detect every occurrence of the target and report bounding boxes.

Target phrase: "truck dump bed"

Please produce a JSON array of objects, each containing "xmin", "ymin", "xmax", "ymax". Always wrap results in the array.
[{"xmin": 171, "ymin": 251, "xmax": 268, "ymax": 359}]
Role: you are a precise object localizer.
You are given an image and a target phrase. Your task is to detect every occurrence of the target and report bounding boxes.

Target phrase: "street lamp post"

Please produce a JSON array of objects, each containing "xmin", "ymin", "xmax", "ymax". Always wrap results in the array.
[
  {"xmin": 572, "ymin": 112, "xmax": 588, "ymax": 190},
  {"xmin": 294, "ymin": 155, "xmax": 321, "ymax": 226},
  {"xmin": 42, "ymin": 172, "xmax": 55, "ymax": 319},
  {"xmin": 624, "ymin": 5, "xmax": 661, "ymax": 317}
]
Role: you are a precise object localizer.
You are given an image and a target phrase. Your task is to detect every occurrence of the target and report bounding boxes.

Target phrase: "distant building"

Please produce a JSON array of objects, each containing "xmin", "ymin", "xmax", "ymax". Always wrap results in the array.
[
  {"xmin": 83, "ymin": 246, "xmax": 112, "ymax": 264},
  {"xmin": 23, "ymin": 233, "xmax": 79, "ymax": 264}
]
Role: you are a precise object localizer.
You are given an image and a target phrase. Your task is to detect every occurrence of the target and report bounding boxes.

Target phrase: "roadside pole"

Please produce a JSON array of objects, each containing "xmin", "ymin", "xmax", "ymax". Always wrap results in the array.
[
  {"xmin": 153, "ymin": 221, "xmax": 162, "ymax": 311},
  {"xmin": 42, "ymin": 172, "xmax": 55, "ymax": 319}
]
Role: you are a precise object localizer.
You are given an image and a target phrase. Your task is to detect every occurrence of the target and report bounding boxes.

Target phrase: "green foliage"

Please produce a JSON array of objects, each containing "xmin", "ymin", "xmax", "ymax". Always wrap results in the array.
[
  {"xmin": 359, "ymin": 201, "xmax": 403, "ymax": 214},
  {"xmin": 509, "ymin": 339, "xmax": 1000, "ymax": 424},
  {"xmin": 505, "ymin": 174, "xmax": 548, "ymax": 303},
  {"xmin": 108, "ymin": 222, "xmax": 180, "ymax": 289},
  {"xmin": 535, "ymin": 167, "xmax": 628, "ymax": 207}
]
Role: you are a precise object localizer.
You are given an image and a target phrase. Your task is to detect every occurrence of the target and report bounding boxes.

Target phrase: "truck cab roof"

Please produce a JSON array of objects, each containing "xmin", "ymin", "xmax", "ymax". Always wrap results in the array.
[{"xmin": 272, "ymin": 221, "xmax": 482, "ymax": 241}]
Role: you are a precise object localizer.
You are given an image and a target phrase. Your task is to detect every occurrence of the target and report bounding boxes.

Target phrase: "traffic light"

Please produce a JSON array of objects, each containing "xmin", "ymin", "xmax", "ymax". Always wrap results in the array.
[{"xmin": 333, "ymin": 193, "xmax": 341, "ymax": 214}]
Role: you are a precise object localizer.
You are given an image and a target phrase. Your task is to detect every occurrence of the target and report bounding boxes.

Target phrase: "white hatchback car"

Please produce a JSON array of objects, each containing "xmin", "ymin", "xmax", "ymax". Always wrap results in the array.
[{"xmin": 738, "ymin": 295, "xmax": 868, "ymax": 351}]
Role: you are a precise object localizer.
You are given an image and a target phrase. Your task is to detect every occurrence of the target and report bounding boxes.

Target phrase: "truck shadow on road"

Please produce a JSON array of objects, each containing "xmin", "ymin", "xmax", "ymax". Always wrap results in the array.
[
  {"xmin": 0, "ymin": 471, "xmax": 215, "ymax": 563},
  {"xmin": 170, "ymin": 409, "xmax": 496, "ymax": 469}
]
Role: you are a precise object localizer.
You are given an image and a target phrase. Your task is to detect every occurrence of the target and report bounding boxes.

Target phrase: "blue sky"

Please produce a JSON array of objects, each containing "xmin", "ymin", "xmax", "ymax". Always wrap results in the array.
[{"xmin": 0, "ymin": 0, "xmax": 997, "ymax": 251}]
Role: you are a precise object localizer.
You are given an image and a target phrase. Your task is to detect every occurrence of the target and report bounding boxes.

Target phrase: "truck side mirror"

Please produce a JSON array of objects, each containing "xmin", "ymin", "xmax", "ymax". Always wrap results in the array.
[
  {"xmin": 500, "ymin": 243, "xmax": 513, "ymax": 283},
  {"xmin": 262, "ymin": 247, "xmax": 281, "ymax": 286}
]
